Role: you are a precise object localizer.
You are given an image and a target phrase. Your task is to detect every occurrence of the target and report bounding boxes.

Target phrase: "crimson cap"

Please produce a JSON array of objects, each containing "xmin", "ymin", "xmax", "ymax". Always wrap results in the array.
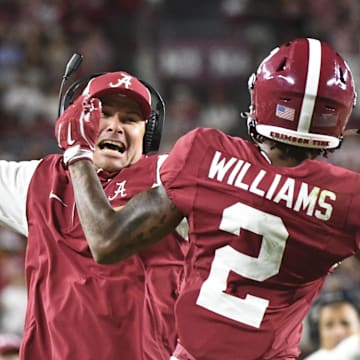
[{"xmin": 82, "ymin": 71, "xmax": 152, "ymax": 120}]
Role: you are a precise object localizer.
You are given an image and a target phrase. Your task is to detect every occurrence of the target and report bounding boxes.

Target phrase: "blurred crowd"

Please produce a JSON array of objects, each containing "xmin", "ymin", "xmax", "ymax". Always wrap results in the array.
[{"xmin": 0, "ymin": 0, "xmax": 359, "ymax": 358}]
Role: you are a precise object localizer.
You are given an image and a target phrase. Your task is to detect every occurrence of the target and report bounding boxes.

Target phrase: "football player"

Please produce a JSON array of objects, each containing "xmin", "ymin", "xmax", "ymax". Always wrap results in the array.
[
  {"xmin": 0, "ymin": 71, "xmax": 186, "ymax": 359},
  {"xmin": 65, "ymin": 38, "xmax": 360, "ymax": 359}
]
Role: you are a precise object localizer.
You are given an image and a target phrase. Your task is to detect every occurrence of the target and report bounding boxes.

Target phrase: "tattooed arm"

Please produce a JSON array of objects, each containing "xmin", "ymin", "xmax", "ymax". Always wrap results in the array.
[{"xmin": 69, "ymin": 160, "xmax": 184, "ymax": 264}]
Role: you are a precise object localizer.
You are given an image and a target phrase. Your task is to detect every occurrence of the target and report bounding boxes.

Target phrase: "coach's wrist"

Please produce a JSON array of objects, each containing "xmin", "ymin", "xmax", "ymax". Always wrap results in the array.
[{"xmin": 63, "ymin": 145, "xmax": 93, "ymax": 166}]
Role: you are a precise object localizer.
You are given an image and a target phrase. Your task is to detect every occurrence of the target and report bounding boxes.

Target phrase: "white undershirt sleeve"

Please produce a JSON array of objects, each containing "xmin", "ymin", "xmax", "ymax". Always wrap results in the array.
[
  {"xmin": 0, "ymin": 159, "xmax": 40, "ymax": 237},
  {"xmin": 156, "ymin": 154, "xmax": 189, "ymax": 241}
]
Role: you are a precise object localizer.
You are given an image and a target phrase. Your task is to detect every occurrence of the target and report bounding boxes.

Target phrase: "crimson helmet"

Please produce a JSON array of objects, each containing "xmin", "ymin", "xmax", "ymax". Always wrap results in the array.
[{"xmin": 248, "ymin": 38, "xmax": 356, "ymax": 149}]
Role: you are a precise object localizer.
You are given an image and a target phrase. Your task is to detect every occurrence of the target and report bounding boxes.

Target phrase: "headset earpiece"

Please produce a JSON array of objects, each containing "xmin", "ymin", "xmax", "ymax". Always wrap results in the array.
[
  {"xmin": 143, "ymin": 112, "xmax": 157, "ymax": 154},
  {"xmin": 140, "ymin": 80, "xmax": 165, "ymax": 154}
]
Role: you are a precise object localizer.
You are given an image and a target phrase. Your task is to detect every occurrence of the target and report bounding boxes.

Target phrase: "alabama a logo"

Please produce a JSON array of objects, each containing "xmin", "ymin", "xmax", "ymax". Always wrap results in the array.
[
  {"xmin": 109, "ymin": 73, "xmax": 132, "ymax": 89},
  {"xmin": 108, "ymin": 180, "xmax": 127, "ymax": 200}
]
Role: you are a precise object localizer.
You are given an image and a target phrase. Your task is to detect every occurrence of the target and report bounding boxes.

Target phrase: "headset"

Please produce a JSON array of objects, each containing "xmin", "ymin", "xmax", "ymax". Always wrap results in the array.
[{"xmin": 57, "ymin": 53, "xmax": 165, "ymax": 154}]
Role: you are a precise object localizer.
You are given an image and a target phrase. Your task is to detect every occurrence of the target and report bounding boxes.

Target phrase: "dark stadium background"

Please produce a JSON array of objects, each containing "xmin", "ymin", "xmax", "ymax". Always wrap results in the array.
[{"xmin": 0, "ymin": 1, "xmax": 359, "ymax": 358}]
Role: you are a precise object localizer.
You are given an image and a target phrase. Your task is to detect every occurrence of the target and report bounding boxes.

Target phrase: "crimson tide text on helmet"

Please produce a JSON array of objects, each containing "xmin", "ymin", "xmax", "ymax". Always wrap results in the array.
[{"xmin": 247, "ymin": 38, "xmax": 356, "ymax": 149}]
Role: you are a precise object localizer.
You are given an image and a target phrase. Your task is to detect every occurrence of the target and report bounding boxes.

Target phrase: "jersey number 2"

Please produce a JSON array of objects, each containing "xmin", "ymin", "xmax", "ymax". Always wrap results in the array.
[{"xmin": 196, "ymin": 202, "xmax": 289, "ymax": 328}]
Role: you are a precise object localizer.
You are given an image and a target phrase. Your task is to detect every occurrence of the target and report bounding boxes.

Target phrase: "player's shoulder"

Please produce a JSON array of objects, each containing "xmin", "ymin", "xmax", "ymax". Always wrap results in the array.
[
  {"xmin": 185, "ymin": 127, "xmax": 230, "ymax": 141},
  {"xmin": 181, "ymin": 127, "xmax": 249, "ymax": 151},
  {"xmin": 33, "ymin": 153, "xmax": 64, "ymax": 173},
  {"xmin": 299, "ymin": 160, "xmax": 360, "ymax": 211},
  {"xmin": 313, "ymin": 158, "xmax": 360, "ymax": 184}
]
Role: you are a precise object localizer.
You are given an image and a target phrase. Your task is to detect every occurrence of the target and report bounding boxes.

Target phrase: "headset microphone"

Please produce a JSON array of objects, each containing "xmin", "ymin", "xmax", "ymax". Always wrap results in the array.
[
  {"xmin": 64, "ymin": 53, "xmax": 83, "ymax": 80},
  {"xmin": 57, "ymin": 53, "xmax": 84, "ymax": 116}
]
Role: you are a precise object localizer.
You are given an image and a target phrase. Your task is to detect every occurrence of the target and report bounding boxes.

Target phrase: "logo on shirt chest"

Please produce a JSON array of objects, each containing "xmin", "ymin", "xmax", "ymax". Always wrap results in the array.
[{"xmin": 108, "ymin": 180, "xmax": 127, "ymax": 200}]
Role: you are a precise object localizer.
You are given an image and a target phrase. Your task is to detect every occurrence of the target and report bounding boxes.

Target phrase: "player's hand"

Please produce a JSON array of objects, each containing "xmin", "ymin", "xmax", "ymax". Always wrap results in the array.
[{"xmin": 55, "ymin": 95, "xmax": 102, "ymax": 166}]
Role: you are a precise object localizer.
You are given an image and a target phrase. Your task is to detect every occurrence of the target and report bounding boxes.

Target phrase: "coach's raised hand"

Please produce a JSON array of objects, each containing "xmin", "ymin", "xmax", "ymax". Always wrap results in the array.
[{"xmin": 55, "ymin": 95, "xmax": 101, "ymax": 166}]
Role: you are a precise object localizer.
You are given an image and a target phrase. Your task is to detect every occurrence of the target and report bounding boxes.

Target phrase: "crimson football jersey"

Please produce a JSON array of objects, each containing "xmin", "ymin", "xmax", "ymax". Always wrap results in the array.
[
  {"xmin": 139, "ymin": 228, "xmax": 188, "ymax": 360},
  {"xmin": 160, "ymin": 127, "xmax": 360, "ymax": 360},
  {"xmin": 19, "ymin": 154, "xmax": 184, "ymax": 359}
]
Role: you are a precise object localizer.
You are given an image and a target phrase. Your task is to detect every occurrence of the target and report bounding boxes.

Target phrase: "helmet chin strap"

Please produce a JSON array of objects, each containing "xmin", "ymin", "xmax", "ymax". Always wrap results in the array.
[
  {"xmin": 240, "ymin": 110, "xmax": 255, "ymax": 135},
  {"xmin": 242, "ymin": 111, "xmax": 266, "ymax": 144},
  {"xmin": 240, "ymin": 111, "xmax": 272, "ymax": 164},
  {"xmin": 258, "ymin": 146, "xmax": 272, "ymax": 164}
]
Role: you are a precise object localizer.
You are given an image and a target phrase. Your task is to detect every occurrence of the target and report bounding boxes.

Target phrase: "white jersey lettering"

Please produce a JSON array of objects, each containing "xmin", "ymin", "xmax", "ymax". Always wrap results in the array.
[{"xmin": 208, "ymin": 151, "xmax": 335, "ymax": 221}]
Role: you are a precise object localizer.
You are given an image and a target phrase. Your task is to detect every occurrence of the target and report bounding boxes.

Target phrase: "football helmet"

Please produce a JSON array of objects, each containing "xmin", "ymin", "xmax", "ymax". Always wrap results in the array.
[{"xmin": 247, "ymin": 38, "xmax": 356, "ymax": 149}]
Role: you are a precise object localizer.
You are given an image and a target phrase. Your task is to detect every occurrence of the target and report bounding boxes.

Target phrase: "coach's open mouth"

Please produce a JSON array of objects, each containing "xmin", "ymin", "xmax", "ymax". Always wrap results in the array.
[{"xmin": 98, "ymin": 140, "xmax": 125, "ymax": 153}]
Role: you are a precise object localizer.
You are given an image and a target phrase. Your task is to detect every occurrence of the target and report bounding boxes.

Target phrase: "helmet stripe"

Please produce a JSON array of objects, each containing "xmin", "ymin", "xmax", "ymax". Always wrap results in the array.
[{"xmin": 298, "ymin": 38, "xmax": 322, "ymax": 132}]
